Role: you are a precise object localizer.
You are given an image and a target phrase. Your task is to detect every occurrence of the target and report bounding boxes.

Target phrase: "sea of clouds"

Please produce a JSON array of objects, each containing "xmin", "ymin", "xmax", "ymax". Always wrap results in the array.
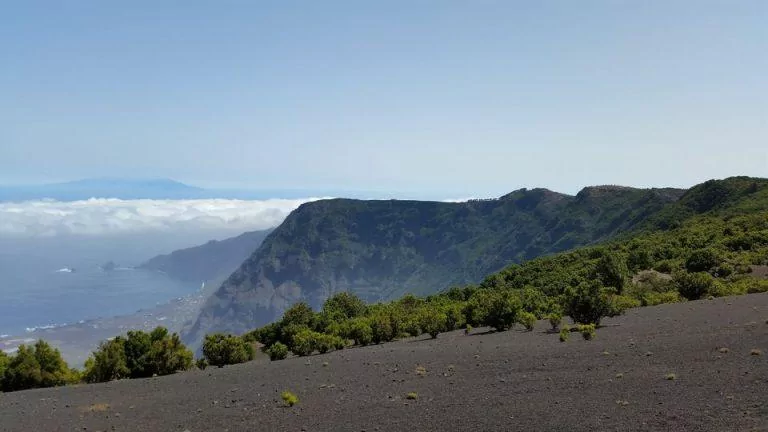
[{"xmin": 0, "ymin": 198, "xmax": 324, "ymax": 237}]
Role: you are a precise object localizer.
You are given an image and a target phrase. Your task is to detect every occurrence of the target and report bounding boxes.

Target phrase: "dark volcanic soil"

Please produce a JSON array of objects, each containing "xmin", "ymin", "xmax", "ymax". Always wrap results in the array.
[{"xmin": 2, "ymin": 294, "xmax": 767, "ymax": 432}]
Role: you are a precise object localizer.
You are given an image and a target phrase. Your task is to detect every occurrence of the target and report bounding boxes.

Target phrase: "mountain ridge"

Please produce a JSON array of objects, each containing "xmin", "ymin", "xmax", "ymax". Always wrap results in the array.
[{"xmin": 184, "ymin": 181, "xmax": 698, "ymax": 343}]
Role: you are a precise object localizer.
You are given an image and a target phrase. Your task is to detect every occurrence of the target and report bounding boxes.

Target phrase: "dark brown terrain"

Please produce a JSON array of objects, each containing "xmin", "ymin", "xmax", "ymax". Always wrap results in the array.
[{"xmin": 2, "ymin": 294, "xmax": 766, "ymax": 432}]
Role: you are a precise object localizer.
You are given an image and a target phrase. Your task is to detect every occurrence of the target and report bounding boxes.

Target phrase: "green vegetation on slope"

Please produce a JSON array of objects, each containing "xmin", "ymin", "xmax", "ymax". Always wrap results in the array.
[
  {"xmin": 3, "ymin": 177, "xmax": 767, "ymax": 393},
  {"xmin": 187, "ymin": 184, "xmax": 685, "ymax": 342},
  {"xmin": 243, "ymin": 177, "xmax": 768, "ymax": 358}
]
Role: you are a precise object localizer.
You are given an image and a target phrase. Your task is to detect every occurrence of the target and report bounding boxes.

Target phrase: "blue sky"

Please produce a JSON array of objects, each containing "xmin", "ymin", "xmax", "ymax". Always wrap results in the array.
[{"xmin": 1, "ymin": 1, "xmax": 766, "ymax": 197}]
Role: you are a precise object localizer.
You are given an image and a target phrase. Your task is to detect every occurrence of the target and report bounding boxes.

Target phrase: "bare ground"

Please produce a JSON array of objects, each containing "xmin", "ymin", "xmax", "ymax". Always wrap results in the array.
[{"xmin": 1, "ymin": 294, "xmax": 767, "ymax": 432}]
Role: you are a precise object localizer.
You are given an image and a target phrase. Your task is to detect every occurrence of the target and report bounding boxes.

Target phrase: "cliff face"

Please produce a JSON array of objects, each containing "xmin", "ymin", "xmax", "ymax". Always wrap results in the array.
[
  {"xmin": 184, "ymin": 185, "xmax": 686, "ymax": 344},
  {"xmin": 139, "ymin": 229, "xmax": 272, "ymax": 283}
]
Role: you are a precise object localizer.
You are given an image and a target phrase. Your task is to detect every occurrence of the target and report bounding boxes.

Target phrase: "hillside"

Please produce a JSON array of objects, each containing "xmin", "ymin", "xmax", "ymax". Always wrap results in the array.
[
  {"xmin": 2, "ymin": 294, "xmax": 766, "ymax": 431},
  {"xmin": 139, "ymin": 229, "xmax": 273, "ymax": 283},
  {"xmin": 185, "ymin": 184, "xmax": 686, "ymax": 341}
]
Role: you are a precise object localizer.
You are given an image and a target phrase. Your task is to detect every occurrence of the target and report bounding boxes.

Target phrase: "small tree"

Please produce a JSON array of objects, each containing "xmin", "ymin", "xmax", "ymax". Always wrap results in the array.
[
  {"xmin": 202, "ymin": 333, "xmax": 255, "ymax": 367},
  {"xmin": 2, "ymin": 341, "xmax": 74, "ymax": 392},
  {"xmin": 349, "ymin": 318, "xmax": 373, "ymax": 346},
  {"xmin": 469, "ymin": 290, "xmax": 522, "ymax": 331},
  {"xmin": 83, "ymin": 337, "xmax": 129, "ymax": 383},
  {"xmin": 290, "ymin": 329, "xmax": 317, "ymax": 356},
  {"xmin": 563, "ymin": 280, "xmax": 611, "ymax": 325},
  {"xmin": 685, "ymin": 248, "xmax": 721, "ymax": 273},
  {"xmin": 321, "ymin": 292, "xmax": 366, "ymax": 319},
  {"xmin": 417, "ymin": 307, "xmax": 448, "ymax": 339},
  {"xmin": 266, "ymin": 342, "xmax": 289, "ymax": 360},
  {"xmin": 518, "ymin": 311, "xmax": 537, "ymax": 331},
  {"xmin": 595, "ymin": 250, "xmax": 628, "ymax": 293},
  {"xmin": 674, "ymin": 271, "xmax": 714, "ymax": 300}
]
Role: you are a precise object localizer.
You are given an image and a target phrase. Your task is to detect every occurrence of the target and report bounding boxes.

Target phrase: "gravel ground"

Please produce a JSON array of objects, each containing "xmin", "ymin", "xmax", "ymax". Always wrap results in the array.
[{"xmin": 1, "ymin": 293, "xmax": 767, "ymax": 432}]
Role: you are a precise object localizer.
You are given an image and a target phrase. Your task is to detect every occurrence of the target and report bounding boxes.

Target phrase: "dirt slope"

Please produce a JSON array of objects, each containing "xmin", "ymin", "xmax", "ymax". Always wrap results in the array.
[{"xmin": 1, "ymin": 294, "xmax": 767, "ymax": 432}]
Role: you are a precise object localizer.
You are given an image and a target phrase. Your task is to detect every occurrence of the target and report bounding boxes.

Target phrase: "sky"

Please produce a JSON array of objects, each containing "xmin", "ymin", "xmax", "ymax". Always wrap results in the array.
[{"xmin": 1, "ymin": 1, "xmax": 767, "ymax": 197}]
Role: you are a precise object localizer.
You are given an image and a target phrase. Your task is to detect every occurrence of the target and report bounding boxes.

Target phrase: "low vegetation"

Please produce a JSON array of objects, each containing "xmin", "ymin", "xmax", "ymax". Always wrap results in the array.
[
  {"xmin": 281, "ymin": 390, "xmax": 299, "ymax": 407},
  {"xmin": 82, "ymin": 327, "xmax": 192, "ymax": 383},
  {"xmin": 2, "ymin": 178, "xmax": 767, "ymax": 393}
]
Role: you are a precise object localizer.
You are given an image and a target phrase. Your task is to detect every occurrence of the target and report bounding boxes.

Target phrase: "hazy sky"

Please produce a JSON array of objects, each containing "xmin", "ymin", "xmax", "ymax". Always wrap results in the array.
[{"xmin": 2, "ymin": 1, "xmax": 766, "ymax": 196}]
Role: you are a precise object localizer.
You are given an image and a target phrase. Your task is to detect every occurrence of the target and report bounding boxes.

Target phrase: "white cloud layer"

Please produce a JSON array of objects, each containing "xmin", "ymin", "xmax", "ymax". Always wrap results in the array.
[{"xmin": 0, "ymin": 198, "xmax": 324, "ymax": 237}]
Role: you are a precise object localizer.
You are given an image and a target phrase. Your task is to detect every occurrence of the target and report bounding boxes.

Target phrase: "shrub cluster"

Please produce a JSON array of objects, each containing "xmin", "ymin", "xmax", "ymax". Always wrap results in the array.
[
  {"xmin": 0, "ymin": 340, "xmax": 79, "ymax": 392},
  {"xmin": 83, "ymin": 327, "xmax": 193, "ymax": 383},
  {"xmin": 202, "ymin": 333, "xmax": 255, "ymax": 367}
]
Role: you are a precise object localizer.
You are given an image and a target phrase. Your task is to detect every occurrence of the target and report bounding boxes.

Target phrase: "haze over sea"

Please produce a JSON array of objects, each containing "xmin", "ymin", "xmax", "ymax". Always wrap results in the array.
[{"xmin": 0, "ymin": 191, "xmax": 317, "ymax": 338}]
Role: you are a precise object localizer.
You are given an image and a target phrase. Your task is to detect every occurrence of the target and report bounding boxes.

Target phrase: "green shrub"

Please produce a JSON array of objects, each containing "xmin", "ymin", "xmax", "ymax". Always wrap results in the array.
[
  {"xmin": 467, "ymin": 289, "xmax": 521, "ymax": 331},
  {"xmin": 685, "ymin": 248, "xmax": 721, "ymax": 273},
  {"xmin": 281, "ymin": 390, "xmax": 299, "ymax": 407},
  {"xmin": 267, "ymin": 342, "xmax": 289, "ymax": 360},
  {"xmin": 202, "ymin": 333, "xmax": 255, "ymax": 367},
  {"xmin": 547, "ymin": 312, "xmax": 563, "ymax": 331},
  {"xmin": 578, "ymin": 324, "xmax": 596, "ymax": 340},
  {"xmin": 349, "ymin": 318, "xmax": 373, "ymax": 346},
  {"xmin": 0, "ymin": 351, "xmax": 8, "ymax": 381},
  {"xmin": 195, "ymin": 358, "xmax": 208, "ymax": 370},
  {"xmin": 464, "ymin": 324, "xmax": 472, "ymax": 335},
  {"xmin": 83, "ymin": 338, "xmax": 129, "ymax": 383},
  {"xmin": 640, "ymin": 290, "xmax": 683, "ymax": 306},
  {"xmin": 595, "ymin": 250, "xmax": 628, "ymax": 292},
  {"xmin": 607, "ymin": 295, "xmax": 640, "ymax": 316},
  {"xmin": 674, "ymin": 271, "xmax": 714, "ymax": 300},
  {"xmin": 559, "ymin": 325, "xmax": 570, "ymax": 342},
  {"xmin": 321, "ymin": 292, "xmax": 366, "ymax": 319},
  {"xmin": 1, "ymin": 340, "xmax": 77, "ymax": 392},
  {"xmin": 290, "ymin": 329, "xmax": 317, "ymax": 356},
  {"xmin": 563, "ymin": 281, "xmax": 612, "ymax": 325},
  {"xmin": 518, "ymin": 311, "xmax": 537, "ymax": 331},
  {"xmin": 418, "ymin": 307, "xmax": 448, "ymax": 339},
  {"xmin": 369, "ymin": 313, "xmax": 395, "ymax": 344},
  {"xmin": 406, "ymin": 392, "xmax": 418, "ymax": 400}
]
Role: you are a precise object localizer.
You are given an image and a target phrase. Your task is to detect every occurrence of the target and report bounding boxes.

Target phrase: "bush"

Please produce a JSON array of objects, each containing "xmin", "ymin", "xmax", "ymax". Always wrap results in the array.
[
  {"xmin": 267, "ymin": 342, "xmax": 289, "ymax": 360},
  {"xmin": 202, "ymin": 333, "xmax": 255, "ymax": 367},
  {"xmin": 559, "ymin": 325, "xmax": 570, "ymax": 342},
  {"xmin": 674, "ymin": 271, "xmax": 714, "ymax": 300},
  {"xmin": 467, "ymin": 289, "xmax": 521, "ymax": 331},
  {"xmin": 606, "ymin": 295, "xmax": 640, "ymax": 317},
  {"xmin": 314, "ymin": 333, "xmax": 345, "ymax": 354},
  {"xmin": 685, "ymin": 248, "xmax": 721, "ymax": 273},
  {"xmin": 369, "ymin": 313, "xmax": 395, "ymax": 344},
  {"xmin": 84, "ymin": 327, "xmax": 192, "ymax": 382},
  {"xmin": 464, "ymin": 324, "xmax": 472, "ymax": 335},
  {"xmin": 349, "ymin": 318, "xmax": 373, "ymax": 346},
  {"xmin": 195, "ymin": 358, "xmax": 208, "ymax": 370},
  {"xmin": 289, "ymin": 329, "xmax": 317, "ymax": 356},
  {"xmin": 281, "ymin": 390, "xmax": 299, "ymax": 407},
  {"xmin": 563, "ymin": 281, "xmax": 612, "ymax": 325},
  {"xmin": 418, "ymin": 307, "xmax": 448, "ymax": 339},
  {"xmin": 321, "ymin": 292, "xmax": 366, "ymax": 319},
  {"xmin": 595, "ymin": 251, "xmax": 628, "ymax": 292},
  {"xmin": 1, "ymin": 340, "xmax": 77, "ymax": 392},
  {"xmin": 83, "ymin": 338, "xmax": 129, "ymax": 383},
  {"xmin": 547, "ymin": 312, "xmax": 562, "ymax": 331},
  {"xmin": 0, "ymin": 351, "xmax": 8, "ymax": 381},
  {"xmin": 578, "ymin": 324, "xmax": 596, "ymax": 340},
  {"xmin": 518, "ymin": 311, "xmax": 537, "ymax": 331}
]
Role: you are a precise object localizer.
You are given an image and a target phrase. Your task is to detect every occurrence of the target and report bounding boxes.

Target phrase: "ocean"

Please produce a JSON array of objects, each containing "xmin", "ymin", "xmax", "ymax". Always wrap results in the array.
[{"xmin": 0, "ymin": 230, "xmax": 243, "ymax": 337}]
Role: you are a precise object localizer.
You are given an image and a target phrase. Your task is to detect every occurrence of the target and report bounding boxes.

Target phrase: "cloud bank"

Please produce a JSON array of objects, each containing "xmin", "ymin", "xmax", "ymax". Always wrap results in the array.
[{"xmin": 0, "ymin": 198, "xmax": 324, "ymax": 237}]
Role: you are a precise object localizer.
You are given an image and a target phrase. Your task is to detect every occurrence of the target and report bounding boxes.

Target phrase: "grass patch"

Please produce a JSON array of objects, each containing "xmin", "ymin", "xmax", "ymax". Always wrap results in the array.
[
  {"xmin": 665, "ymin": 373, "xmax": 676, "ymax": 381},
  {"xmin": 406, "ymin": 392, "xmax": 418, "ymax": 400},
  {"xmin": 578, "ymin": 324, "xmax": 596, "ymax": 341},
  {"xmin": 281, "ymin": 390, "xmax": 299, "ymax": 407},
  {"xmin": 415, "ymin": 365, "xmax": 427, "ymax": 376},
  {"xmin": 559, "ymin": 326, "xmax": 570, "ymax": 342}
]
